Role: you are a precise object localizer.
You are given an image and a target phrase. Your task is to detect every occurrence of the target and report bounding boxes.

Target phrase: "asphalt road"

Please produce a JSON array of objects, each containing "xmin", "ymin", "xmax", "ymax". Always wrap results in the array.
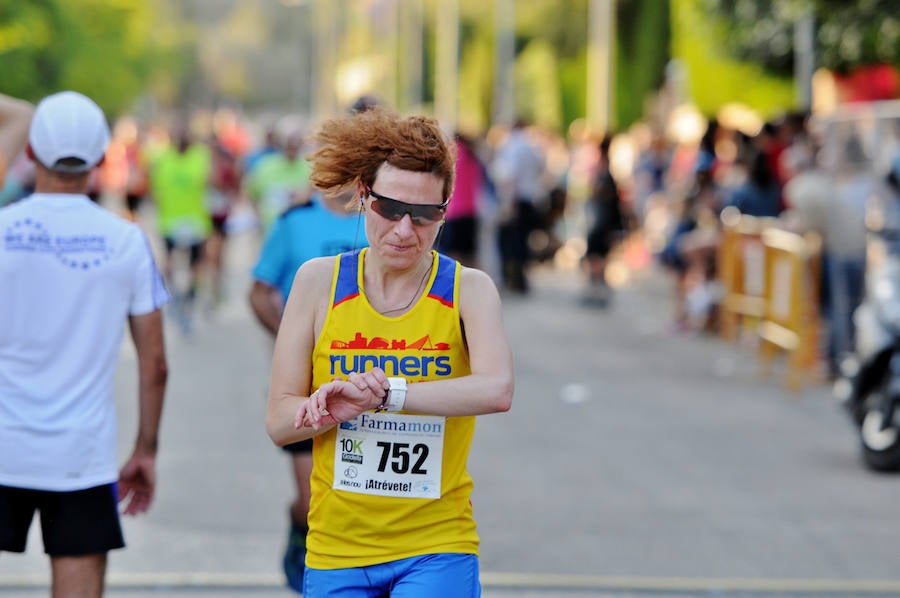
[{"xmin": 3, "ymin": 228, "xmax": 899, "ymax": 597}]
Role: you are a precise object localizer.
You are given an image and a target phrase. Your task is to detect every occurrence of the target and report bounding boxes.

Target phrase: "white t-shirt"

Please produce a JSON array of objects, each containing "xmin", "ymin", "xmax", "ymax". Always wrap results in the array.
[
  {"xmin": 0, "ymin": 193, "xmax": 169, "ymax": 491},
  {"xmin": 826, "ymin": 172, "xmax": 873, "ymax": 259},
  {"xmin": 492, "ymin": 129, "xmax": 546, "ymax": 204},
  {"xmin": 782, "ymin": 169, "xmax": 831, "ymax": 241}
]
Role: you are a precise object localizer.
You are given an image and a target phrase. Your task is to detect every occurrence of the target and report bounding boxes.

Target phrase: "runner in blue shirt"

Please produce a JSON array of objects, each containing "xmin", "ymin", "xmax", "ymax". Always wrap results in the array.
[{"xmin": 248, "ymin": 190, "xmax": 367, "ymax": 593}]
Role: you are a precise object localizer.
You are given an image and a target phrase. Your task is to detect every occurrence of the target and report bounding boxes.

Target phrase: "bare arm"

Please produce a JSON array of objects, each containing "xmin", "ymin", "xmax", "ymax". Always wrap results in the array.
[
  {"xmin": 403, "ymin": 267, "xmax": 513, "ymax": 415},
  {"xmin": 265, "ymin": 258, "xmax": 335, "ymax": 446},
  {"xmin": 118, "ymin": 309, "xmax": 168, "ymax": 515},
  {"xmin": 0, "ymin": 94, "xmax": 33, "ymax": 168},
  {"xmin": 248, "ymin": 280, "xmax": 283, "ymax": 337}
]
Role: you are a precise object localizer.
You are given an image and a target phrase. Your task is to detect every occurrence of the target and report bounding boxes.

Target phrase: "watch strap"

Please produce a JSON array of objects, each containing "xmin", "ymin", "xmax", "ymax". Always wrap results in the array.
[{"xmin": 380, "ymin": 377, "xmax": 407, "ymax": 412}]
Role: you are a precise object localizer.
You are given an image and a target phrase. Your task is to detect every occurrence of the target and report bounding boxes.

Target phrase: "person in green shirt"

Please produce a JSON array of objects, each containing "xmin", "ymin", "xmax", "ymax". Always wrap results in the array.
[
  {"xmin": 244, "ymin": 129, "xmax": 312, "ymax": 233},
  {"xmin": 148, "ymin": 126, "xmax": 212, "ymax": 331}
]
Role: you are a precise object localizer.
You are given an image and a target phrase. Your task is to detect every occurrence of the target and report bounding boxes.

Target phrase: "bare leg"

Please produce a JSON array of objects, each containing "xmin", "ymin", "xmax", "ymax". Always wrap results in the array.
[
  {"xmin": 581, "ymin": 254, "xmax": 611, "ymax": 307},
  {"xmin": 204, "ymin": 231, "xmax": 226, "ymax": 304},
  {"xmin": 674, "ymin": 270, "xmax": 689, "ymax": 330},
  {"xmin": 51, "ymin": 553, "xmax": 106, "ymax": 598},
  {"xmin": 189, "ymin": 241, "xmax": 208, "ymax": 303}
]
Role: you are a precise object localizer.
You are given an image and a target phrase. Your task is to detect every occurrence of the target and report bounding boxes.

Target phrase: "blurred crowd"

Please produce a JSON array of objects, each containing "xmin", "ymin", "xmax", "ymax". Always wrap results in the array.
[
  {"xmin": 623, "ymin": 107, "xmax": 900, "ymax": 382},
  {"xmin": 3, "ymin": 97, "xmax": 898, "ymax": 381}
]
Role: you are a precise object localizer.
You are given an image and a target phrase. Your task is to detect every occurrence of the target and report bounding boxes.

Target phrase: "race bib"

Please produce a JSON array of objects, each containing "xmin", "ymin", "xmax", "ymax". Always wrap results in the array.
[{"xmin": 333, "ymin": 412, "xmax": 445, "ymax": 499}]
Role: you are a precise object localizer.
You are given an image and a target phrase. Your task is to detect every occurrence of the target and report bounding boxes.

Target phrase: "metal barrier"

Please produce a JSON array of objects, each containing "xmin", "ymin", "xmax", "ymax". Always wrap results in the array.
[
  {"xmin": 757, "ymin": 228, "xmax": 823, "ymax": 391},
  {"xmin": 717, "ymin": 208, "xmax": 779, "ymax": 342}
]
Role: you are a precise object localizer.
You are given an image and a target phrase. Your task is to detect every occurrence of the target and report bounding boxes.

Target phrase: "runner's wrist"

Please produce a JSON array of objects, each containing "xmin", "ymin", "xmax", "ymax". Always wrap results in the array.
[{"xmin": 376, "ymin": 377, "xmax": 407, "ymax": 412}]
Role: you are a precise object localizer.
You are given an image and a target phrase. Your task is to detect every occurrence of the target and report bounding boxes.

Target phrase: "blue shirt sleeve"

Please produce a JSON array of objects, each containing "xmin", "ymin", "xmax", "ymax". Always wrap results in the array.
[{"xmin": 252, "ymin": 217, "xmax": 290, "ymax": 299}]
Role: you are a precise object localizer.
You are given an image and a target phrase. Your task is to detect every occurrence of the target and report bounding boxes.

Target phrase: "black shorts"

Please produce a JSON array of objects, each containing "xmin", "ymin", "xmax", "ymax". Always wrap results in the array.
[
  {"xmin": 586, "ymin": 227, "xmax": 615, "ymax": 258},
  {"xmin": 282, "ymin": 439, "xmax": 313, "ymax": 454},
  {"xmin": 0, "ymin": 483, "xmax": 125, "ymax": 556},
  {"xmin": 211, "ymin": 211, "xmax": 229, "ymax": 235},
  {"xmin": 125, "ymin": 193, "xmax": 144, "ymax": 214},
  {"xmin": 163, "ymin": 237, "xmax": 205, "ymax": 267}
]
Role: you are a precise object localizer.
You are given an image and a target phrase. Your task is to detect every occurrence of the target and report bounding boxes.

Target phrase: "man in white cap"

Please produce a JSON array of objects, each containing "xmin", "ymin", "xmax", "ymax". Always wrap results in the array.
[{"xmin": 0, "ymin": 91, "xmax": 170, "ymax": 597}]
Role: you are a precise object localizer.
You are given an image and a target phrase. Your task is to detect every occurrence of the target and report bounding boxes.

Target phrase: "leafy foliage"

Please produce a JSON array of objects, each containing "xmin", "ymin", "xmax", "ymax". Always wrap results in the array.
[
  {"xmin": 616, "ymin": 0, "xmax": 671, "ymax": 130},
  {"xmin": 0, "ymin": 0, "xmax": 673, "ymax": 134},
  {"xmin": 702, "ymin": 0, "xmax": 900, "ymax": 75},
  {"xmin": 0, "ymin": 0, "xmax": 184, "ymax": 116},
  {"xmin": 672, "ymin": 0, "xmax": 795, "ymax": 117},
  {"xmin": 454, "ymin": 0, "xmax": 669, "ymax": 132}
]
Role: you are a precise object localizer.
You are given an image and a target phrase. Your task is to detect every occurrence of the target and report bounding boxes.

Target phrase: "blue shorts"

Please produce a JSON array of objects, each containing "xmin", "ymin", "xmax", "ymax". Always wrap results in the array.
[{"xmin": 304, "ymin": 553, "xmax": 480, "ymax": 598}]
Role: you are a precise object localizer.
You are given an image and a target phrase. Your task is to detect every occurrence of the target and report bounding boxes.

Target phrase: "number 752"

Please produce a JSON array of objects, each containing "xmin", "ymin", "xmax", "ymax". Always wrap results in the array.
[{"xmin": 375, "ymin": 441, "xmax": 429, "ymax": 474}]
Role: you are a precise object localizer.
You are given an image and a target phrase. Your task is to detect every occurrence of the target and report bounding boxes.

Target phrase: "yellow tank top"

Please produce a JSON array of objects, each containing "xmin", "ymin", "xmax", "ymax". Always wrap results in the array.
[{"xmin": 307, "ymin": 249, "xmax": 478, "ymax": 569}]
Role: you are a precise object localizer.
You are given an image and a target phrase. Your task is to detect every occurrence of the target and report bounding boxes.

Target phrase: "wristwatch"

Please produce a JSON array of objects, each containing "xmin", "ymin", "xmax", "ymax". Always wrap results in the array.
[{"xmin": 378, "ymin": 377, "xmax": 407, "ymax": 412}]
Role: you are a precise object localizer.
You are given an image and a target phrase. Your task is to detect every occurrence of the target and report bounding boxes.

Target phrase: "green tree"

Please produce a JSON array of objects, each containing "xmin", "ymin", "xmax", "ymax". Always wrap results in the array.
[
  {"xmin": 0, "ymin": 0, "xmax": 185, "ymax": 116},
  {"xmin": 451, "ymin": 0, "xmax": 670, "ymax": 135},
  {"xmin": 672, "ymin": 0, "xmax": 795, "ymax": 118},
  {"xmin": 702, "ymin": 0, "xmax": 900, "ymax": 75},
  {"xmin": 615, "ymin": 0, "xmax": 670, "ymax": 130}
]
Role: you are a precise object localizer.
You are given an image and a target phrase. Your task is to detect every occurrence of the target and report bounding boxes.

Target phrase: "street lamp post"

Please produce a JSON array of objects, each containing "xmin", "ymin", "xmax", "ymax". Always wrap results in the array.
[
  {"xmin": 587, "ymin": 0, "xmax": 614, "ymax": 134},
  {"xmin": 382, "ymin": 0, "xmax": 400, "ymax": 110},
  {"xmin": 794, "ymin": 8, "xmax": 815, "ymax": 111},
  {"xmin": 281, "ymin": 0, "xmax": 313, "ymax": 115},
  {"xmin": 313, "ymin": 0, "xmax": 338, "ymax": 120},
  {"xmin": 435, "ymin": 0, "xmax": 460, "ymax": 130},
  {"xmin": 401, "ymin": 0, "xmax": 424, "ymax": 112},
  {"xmin": 493, "ymin": 0, "xmax": 515, "ymax": 128}
]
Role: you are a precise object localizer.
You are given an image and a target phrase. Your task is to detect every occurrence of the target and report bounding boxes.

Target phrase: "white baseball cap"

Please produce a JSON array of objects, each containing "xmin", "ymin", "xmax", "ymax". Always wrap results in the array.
[{"xmin": 28, "ymin": 91, "xmax": 110, "ymax": 174}]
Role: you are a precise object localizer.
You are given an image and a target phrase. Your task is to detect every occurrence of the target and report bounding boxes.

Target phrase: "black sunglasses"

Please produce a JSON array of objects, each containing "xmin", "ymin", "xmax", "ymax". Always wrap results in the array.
[{"xmin": 366, "ymin": 187, "xmax": 448, "ymax": 226}]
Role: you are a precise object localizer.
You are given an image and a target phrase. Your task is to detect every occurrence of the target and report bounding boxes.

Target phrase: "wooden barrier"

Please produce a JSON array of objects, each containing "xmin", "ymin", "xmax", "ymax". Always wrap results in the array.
[
  {"xmin": 757, "ymin": 228, "xmax": 823, "ymax": 391},
  {"xmin": 718, "ymin": 209, "xmax": 778, "ymax": 342}
]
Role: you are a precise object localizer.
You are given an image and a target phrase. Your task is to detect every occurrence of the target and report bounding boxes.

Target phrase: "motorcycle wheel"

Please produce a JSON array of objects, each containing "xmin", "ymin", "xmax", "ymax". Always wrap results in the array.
[{"xmin": 859, "ymin": 404, "xmax": 900, "ymax": 472}]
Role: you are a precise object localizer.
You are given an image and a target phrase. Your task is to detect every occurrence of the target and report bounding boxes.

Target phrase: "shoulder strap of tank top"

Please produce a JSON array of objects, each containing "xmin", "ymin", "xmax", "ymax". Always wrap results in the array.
[{"xmin": 333, "ymin": 249, "xmax": 363, "ymax": 308}]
